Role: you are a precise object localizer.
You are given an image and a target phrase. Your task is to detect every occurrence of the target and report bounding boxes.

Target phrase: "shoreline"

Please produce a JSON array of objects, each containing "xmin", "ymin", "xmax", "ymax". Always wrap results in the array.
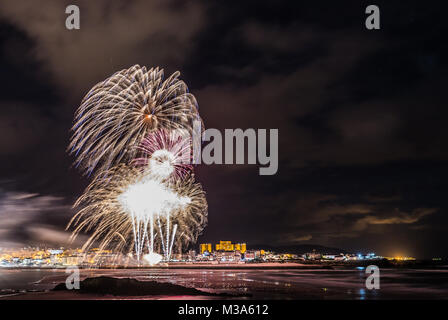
[
  {"xmin": 0, "ymin": 262, "xmax": 331, "ymax": 270},
  {"xmin": 2, "ymin": 266, "xmax": 448, "ymax": 300},
  {"xmin": 0, "ymin": 260, "xmax": 448, "ymax": 270},
  {"xmin": 2, "ymin": 260, "xmax": 447, "ymax": 270}
]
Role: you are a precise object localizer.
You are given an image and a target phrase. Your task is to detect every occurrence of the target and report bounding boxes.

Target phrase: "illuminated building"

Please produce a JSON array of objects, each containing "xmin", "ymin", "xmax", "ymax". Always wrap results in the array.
[
  {"xmin": 245, "ymin": 252, "xmax": 255, "ymax": 260},
  {"xmin": 215, "ymin": 241, "xmax": 246, "ymax": 253},
  {"xmin": 304, "ymin": 251, "xmax": 322, "ymax": 260},
  {"xmin": 216, "ymin": 240, "xmax": 233, "ymax": 251},
  {"xmin": 235, "ymin": 243, "xmax": 247, "ymax": 254},
  {"xmin": 49, "ymin": 249, "xmax": 63, "ymax": 255},
  {"xmin": 215, "ymin": 250, "xmax": 242, "ymax": 262},
  {"xmin": 385, "ymin": 256, "xmax": 416, "ymax": 261},
  {"xmin": 199, "ymin": 243, "xmax": 212, "ymax": 254}
]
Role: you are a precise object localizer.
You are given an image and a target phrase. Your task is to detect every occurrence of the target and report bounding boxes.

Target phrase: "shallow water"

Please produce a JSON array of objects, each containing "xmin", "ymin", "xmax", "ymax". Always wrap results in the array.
[{"xmin": 1, "ymin": 267, "xmax": 447, "ymax": 299}]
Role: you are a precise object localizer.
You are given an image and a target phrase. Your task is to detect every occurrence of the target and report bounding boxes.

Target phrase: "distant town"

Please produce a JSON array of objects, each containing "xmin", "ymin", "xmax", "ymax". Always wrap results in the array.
[{"xmin": 0, "ymin": 240, "xmax": 421, "ymax": 268}]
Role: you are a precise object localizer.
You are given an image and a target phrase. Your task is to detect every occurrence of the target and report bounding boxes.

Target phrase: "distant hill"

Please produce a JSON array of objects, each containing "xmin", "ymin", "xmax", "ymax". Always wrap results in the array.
[{"xmin": 250, "ymin": 244, "xmax": 351, "ymax": 255}]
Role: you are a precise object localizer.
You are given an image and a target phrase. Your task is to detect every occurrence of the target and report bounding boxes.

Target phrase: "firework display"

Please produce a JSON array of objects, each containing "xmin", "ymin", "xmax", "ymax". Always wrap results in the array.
[
  {"xmin": 67, "ymin": 66, "xmax": 207, "ymax": 263},
  {"xmin": 67, "ymin": 165, "xmax": 207, "ymax": 261},
  {"xmin": 68, "ymin": 65, "xmax": 203, "ymax": 176}
]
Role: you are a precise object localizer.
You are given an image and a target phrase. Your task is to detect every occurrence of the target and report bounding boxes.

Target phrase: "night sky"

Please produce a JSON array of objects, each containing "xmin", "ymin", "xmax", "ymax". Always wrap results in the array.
[{"xmin": 0, "ymin": 1, "xmax": 446, "ymax": 258}]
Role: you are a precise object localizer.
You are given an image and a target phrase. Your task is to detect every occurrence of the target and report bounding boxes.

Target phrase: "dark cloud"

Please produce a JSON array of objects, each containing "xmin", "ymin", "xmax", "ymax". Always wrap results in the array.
[
  {"xmin": 0, "ymin": 189, "xmax": 86, "ymax": 248},
  {"xmin": 0, "ymin": 0, "xmax": 204, "ymax": 98},
  {"xmin": 0, "ymin": 102, "xmax": 51, "ymax": 155}
]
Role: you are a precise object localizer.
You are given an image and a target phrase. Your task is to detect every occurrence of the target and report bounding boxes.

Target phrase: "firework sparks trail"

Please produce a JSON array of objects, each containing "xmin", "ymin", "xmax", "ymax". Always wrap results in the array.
[
  {"xmin": 133, "ymin": 129, "xmax": 194, "ymax": 181},
  {"xmin": 67, "ymin": 164, "xmax": 208, "ymax": 261},
  {"xmin": 67, "ymin": 65, "xmax": 207, "ymax": 262},
  {"xmin": 68, "ymin": 65, "xmax": 203, "ymax": 176},
  {"xmin": 118, "ymin": 173, "xmax": 191, "ymax": 260}
]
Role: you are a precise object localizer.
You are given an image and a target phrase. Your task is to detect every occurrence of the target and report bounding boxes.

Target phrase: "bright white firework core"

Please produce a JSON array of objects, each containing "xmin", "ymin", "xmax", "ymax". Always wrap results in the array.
[
  {"xmin": 143, "ymin": 252, "xmax": 163, "ymax": 265},
  {"xmin": 148, "ymin": 149, "xmax": 175, "ymax": 179},
  {"xmin": 118, "ymin": 175, "xmax": 191, "ymax": 221}
]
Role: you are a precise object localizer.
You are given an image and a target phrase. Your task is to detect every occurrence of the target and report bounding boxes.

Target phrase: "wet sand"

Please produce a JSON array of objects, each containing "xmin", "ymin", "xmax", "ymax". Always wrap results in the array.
[{"xmin": 1, "ymin": 267, "xmax": 447, "ymax": 300}]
